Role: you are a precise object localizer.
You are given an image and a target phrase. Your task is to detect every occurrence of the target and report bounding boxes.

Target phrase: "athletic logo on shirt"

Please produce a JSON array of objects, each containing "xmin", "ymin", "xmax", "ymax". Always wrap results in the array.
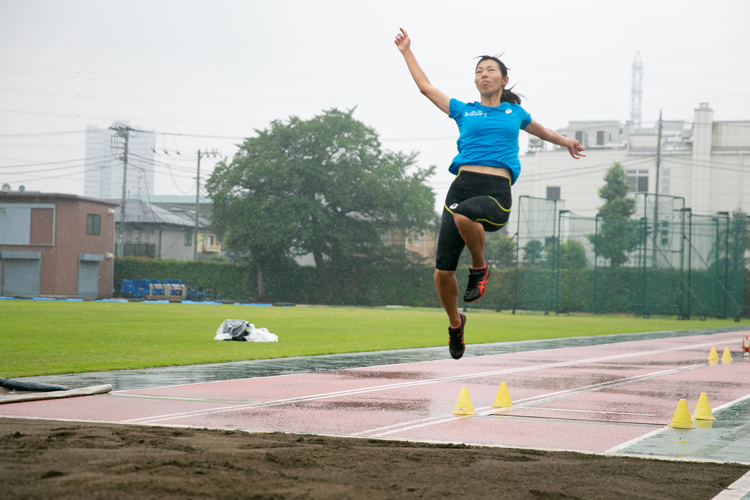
[
  {"xmin": 450, "ymin": 203, "xmax": 459, "ymax": 209},
  {"xmin": 465, "ymin": 110, "xmax": 487, "ymax": 117},
  {"xmin": 505, "ymin": 109, "xmax": 512, "ymax": 114}
]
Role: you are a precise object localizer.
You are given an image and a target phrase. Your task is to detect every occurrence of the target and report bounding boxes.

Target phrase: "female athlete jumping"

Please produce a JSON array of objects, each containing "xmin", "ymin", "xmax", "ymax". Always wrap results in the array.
[{"xmin": 394, "ymin": 28, "xmax": 585, "ymax": 359}]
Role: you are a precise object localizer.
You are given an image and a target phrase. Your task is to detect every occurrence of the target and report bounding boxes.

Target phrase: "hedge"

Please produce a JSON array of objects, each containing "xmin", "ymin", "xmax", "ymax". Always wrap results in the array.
[{"xmin": 114, "ymin": 257, "xmax": 747, "ymax": 317}]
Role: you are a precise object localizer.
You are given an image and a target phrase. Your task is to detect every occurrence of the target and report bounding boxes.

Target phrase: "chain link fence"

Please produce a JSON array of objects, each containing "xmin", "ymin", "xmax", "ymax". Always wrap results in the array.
[{"xmin": 510, "ymin": 194, "xmax": 746, "ymax": 320}]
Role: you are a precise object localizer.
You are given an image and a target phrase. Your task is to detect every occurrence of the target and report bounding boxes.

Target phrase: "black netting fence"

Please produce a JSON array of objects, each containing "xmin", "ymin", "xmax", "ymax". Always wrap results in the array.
[{"xmin": 510, "ymin": 194, "xmax": 746, "ymax": 319}]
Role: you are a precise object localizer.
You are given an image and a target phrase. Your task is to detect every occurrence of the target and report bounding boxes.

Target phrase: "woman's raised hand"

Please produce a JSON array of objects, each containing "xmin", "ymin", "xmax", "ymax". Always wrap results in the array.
[
  {"xmin": 567, "ymin": 140, "xmax": 587, "ymax": 159},
  {"xmin": 394, "ymin": 28, "xmax": 411, "ymax": 53}
]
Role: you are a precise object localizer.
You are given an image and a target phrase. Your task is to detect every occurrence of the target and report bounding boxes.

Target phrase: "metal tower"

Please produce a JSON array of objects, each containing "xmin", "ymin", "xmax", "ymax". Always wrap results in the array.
[{"xmin": 630, "ymin": 51, "xmax": 643, "ymax": 128}]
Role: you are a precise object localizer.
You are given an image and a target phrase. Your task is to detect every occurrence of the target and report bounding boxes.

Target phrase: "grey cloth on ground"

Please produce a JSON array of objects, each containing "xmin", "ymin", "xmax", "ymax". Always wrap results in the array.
[{"xmin": 0, "ymin": 377, "xmax": 71, "ymax": 392}]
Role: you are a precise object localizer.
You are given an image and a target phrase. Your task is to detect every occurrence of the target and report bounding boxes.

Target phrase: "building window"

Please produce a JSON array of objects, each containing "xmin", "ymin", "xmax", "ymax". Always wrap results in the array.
[
  {"xmin": 626, "ymin": 169, "xmax": 649, "ymax": 193},
  {"xmin": 575, "ymin": 131, "xmax": 584, "ymax": 143},
  {"xmin": 86, "ymin": 214, "xmax": 101, "ymax": 235},
  {"xmin": 184, "ymin": 231, "xmax": 192, "ymax": 246},
  {"xmin": 546, "ymin": 186, "xmax": 561, "ymax": 200},
  {"xmin": 660, "ymin": 221, "xmax": 670, "ymax": 246},
  {"xmin": 413, "ymin": 233, "xmax": 421, "ymax": 247},
  {"xmin": 661, "ymin": 168, "xmax": 670, "ymax": 195},
  {"xmin": 596, "ymin": 130, "xmax": 605, "ymax": 145}
]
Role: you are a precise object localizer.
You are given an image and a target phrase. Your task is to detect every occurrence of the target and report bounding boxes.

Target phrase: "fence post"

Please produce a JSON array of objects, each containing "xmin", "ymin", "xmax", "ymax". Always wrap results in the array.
[
  {"xmin": 686, "ymin": 208, "xmax": 693, "ymax": 319},
  {"xmin": 720, "ymin": 212, "xmax": 730, "ymax": 319},
  {"xmin": 594, "ymin": 215, "xmax": 599, "ymax": 314},
  {"xmin": 557, "ymin": 210, "xmax": 569, "ymax": 314}
]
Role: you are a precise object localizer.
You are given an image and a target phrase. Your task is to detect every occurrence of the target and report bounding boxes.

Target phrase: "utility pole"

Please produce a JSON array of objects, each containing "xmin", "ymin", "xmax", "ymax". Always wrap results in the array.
[
  {"xmin": 194, "ymin": 149, "xmax": 220, "ymax": 260},
  {"xmin": 110, "ymin": 123, "xmax": 133, "ymax": 256},
  {"xmin": 653, "ymin": 110, "xmax": 663, "ymax": 268},
  {"xmin": 630, "ymin": 51, "xmax": 643, "ymax": 129},
  {"xmin": 655, "ymin": 109, "xmax": 663, "ymax": 197}
]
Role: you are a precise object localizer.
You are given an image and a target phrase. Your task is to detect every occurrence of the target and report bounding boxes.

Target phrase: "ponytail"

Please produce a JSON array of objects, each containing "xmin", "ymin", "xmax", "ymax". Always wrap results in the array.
[{"xmin": 501, "ymin": 87, "xmax": 522, "ymax": 105}]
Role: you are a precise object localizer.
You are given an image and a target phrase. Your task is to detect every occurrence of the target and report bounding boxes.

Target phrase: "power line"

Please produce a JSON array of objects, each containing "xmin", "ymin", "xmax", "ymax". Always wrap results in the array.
[
  {"xmin": 0, "ymin": 159, "xmax": 114, "ymax": 176},
  {"xmin": 0, "ymin": 130, "xmax": 85, "ymax": 139},
  {"xmin": 0, "ymin": 42, "xmax": 747, "ymax": 81},
  {"xmin": 0, "ymin": 154, "xmax": 114, "ymax": 170}
]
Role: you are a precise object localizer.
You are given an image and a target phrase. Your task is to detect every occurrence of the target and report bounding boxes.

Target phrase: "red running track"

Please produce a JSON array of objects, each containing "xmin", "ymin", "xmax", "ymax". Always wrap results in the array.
[{"xmin": 2, "ymin": 330, "xmax": 749, "ymax": 454}]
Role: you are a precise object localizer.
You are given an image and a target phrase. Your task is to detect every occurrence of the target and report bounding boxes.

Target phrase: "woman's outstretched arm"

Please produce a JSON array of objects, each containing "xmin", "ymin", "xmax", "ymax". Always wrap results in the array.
[
  {"xmin": 525, "ymin": 120, "xmax": 587, "ymax": 159},
  {"xmin": 395, "ymin": 28, "xmax": 450, "ymax": 115}
]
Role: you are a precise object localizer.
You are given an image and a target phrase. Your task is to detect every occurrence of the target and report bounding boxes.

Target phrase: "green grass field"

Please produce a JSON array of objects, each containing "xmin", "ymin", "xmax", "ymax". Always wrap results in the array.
[{"xmin": 1, "ymin": 300, "xmax": 747, "ymax": 377}]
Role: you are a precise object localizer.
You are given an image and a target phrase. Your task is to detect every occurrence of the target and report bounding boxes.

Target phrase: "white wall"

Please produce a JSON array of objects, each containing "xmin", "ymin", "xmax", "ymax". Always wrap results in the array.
[
  {"xmin": 508, "ymin": 103, "xmax": 750, "ymax": 238},
  {"xmin": 158, "ymin": 228, "xmax": 194, "ymax": 261}
]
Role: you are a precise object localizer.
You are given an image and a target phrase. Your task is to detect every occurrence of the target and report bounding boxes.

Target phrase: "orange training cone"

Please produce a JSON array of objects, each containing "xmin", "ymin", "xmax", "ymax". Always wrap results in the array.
[
  {"xmin": 668, "ymin": 399, "xmax": 696, "ymax": 429},
  {"xmin": 721, "ymin": 347, "xmax": 733, "ymax": 364},
  {"xmin": 492, "ymin": 382, "xmax": 515, "ymax": 409},
  {"xmin": 708, "ymin": 347, "xmax": 719, "ymax": 365},
  {"xmin": 692, "ymin": 392, "xmax": 716, "ymax": 421},
  {"xmin": 452, "ymin": 387, "xmax": 476, "ymax": 416}
]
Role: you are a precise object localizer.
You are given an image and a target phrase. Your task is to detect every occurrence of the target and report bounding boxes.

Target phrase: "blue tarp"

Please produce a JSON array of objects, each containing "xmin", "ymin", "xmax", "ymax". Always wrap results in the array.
[
  {"xmin": 120, "ymin": 279, "xmax": 161, "ymax": 297},
  {"xmin": 120, "ymin": 279, "xmax": 188, "ymax": 298}
]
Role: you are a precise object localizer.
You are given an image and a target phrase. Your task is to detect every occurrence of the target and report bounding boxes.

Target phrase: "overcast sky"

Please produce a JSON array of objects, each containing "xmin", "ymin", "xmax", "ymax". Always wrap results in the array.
[{"xmin": 1, "ymin": 0, "xmax": 749, "ymax": 211}]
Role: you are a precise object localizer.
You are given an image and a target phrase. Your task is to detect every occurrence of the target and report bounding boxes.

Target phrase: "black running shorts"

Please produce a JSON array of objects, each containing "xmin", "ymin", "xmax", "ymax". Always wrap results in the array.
[{"xmin": 436, "ymin": 170, "xmax": 512, "ymax": 271}]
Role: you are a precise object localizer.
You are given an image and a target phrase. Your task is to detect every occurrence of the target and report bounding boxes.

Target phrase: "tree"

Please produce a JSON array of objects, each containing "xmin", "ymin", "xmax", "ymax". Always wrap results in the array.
[
  {"xmin": 544, "ymin": 239, "xmax": 588, "ymax": 270},
  {"xmin": 561, "ymin": 240, "xmax": 589, "ymax": 269},
  {"xmin": 523, "ymin": 239, "xmax": 544, "ymax": 266},
  {"xmin": 485, "ymin": 232, "xmax": 516, "ymax": 269},
  {"xmin": 206, "ymin": 108, "xmax": 436, "ymax": 297},
  {"xmin": 587, "ymin": 163, "xmax": 638, "ymax": 267}
]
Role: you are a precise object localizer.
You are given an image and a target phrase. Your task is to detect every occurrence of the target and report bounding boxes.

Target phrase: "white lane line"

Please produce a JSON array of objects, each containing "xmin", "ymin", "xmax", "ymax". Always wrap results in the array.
[
  {"xmin": 711, "ymin": 470, "xmax": 750, "ymax": 500},
  {"xmin": 360, "ymin": 363, "xmax": 705, "ymax": 438},
  {"xmin": 121, "ymin": 339, "xmax": 725, "ymax": 425},
  {"xmin": 510, "ymin": 408, "xmax": 656, "ymax": 416},
  {"xmin": 605, "ymin": 427, "xmax": 669, "ymax": 453},
  {"xmin": 606, "ymin": 391, "xmax": 750, "ymax": 454}
]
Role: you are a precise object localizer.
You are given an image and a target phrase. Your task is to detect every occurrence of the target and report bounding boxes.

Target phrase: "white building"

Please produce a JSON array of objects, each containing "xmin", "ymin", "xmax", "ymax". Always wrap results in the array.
[
  {"xmin": 511, "ymin": 103, "xmax": 750, "ymax": 232},
  {"xmin": 84, "ymin": 123, "xmax": 156, "ymax": 201}
]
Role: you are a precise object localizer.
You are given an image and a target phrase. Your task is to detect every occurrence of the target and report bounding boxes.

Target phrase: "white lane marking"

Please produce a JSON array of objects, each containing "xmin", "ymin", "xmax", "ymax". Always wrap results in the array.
[
  {"xmin": 606, "ymin": 391, "xmax": 750, "ymax": 454},
  {"xmin": 361, "ymin": 363, "xmax": 705, "ymax": 438},
  {"xmin": 506, "ymin": 408, "xmax": 656, "ymax": 416},
  {"xmin": 120, "ymin": 339, "xmax": 726, "ymax": 425},
  {"xmin": 711, "ymin": 470, "xmax": 750, "ymax": 500},
  {"xmin": 605, "ymin": 428, "xmax": 669, "ymax": 453}
]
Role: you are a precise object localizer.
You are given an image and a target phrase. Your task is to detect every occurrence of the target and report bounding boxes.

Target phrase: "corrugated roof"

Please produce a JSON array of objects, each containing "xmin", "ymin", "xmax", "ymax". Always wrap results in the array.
[{"xmin": 113, "ymin": 199, "xmax": 210, "ymax": 228}]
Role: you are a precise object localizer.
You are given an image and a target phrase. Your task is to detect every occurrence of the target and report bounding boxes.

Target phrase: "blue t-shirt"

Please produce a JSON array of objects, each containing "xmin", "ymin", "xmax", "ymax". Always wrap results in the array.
[{"xmin": 448, "ymin": 98, "xmax": 532, "ymax": 184}]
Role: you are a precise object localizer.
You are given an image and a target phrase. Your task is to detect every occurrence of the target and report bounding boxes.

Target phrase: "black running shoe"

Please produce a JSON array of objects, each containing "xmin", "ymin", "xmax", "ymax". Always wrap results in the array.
[
  {"xmin": 463, "ymin": 265, "xmax": 490, "ymax": 302},
  {"xmin": 448, "ymin": 313, "xmax": 466, "ymax": 360}
]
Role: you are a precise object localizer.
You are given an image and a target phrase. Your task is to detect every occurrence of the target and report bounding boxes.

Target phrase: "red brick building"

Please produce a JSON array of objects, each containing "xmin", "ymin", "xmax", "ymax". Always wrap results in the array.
[{"xmin": 0, "ymin": 192, "xmax": 118, "ymax": 298}]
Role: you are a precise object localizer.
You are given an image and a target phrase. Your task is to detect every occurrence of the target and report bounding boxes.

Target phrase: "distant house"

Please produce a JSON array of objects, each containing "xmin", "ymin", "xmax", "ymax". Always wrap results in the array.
[
  {"xmin": 112, "ymin": 197, "xmax": 221, "ymax": 261},
  {"xmin": 292, "ymin": 227, "xmax": 437, "ymax": 267},
  {"xmin": 382, "ymin": 228, "xmax": 437, "ymax": 263},
  {"xmin": 0, "ymin": 191, "xmax": 117, "ymax": 298}
]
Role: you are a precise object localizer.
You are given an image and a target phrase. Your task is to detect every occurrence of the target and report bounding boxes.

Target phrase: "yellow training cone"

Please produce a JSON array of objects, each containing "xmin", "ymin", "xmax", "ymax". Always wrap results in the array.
[
  {"xmin": 452, "ymin": 387, "xmax": 476, "ymax": 416},
  {"xmin": 668, "ymin": 399, "xmax": 696, "ymax": 429},
  {"xmin": 708, "ymin": 347, "xmax": 719, "ymax": 365},
  {"xmin": 721, "ymin": 347, "xmax": 733, "ymax": 364},
  {"xmin": 692, "ymin": 392, "xmax": 716, "ymax": 421},
  {"xmin": 492, "ymin": 382, "xmax": 515, "ymax": 409}
]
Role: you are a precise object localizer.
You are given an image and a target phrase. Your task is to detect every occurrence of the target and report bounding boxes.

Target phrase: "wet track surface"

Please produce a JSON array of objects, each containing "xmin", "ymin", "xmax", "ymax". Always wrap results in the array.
[
  {"xmin": 14, "ymin": 326, "xmax": 747, "ymax": 391},
  {"xmin": 3, "ymin": 326, "xmax": 750, "ymax": 466}
]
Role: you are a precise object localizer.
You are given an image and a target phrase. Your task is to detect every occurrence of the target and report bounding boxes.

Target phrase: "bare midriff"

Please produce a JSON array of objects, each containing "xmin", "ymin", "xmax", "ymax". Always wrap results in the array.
[{"xmin": 458, "ymin": 165, "xmax": 511, "ymax": 180}]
